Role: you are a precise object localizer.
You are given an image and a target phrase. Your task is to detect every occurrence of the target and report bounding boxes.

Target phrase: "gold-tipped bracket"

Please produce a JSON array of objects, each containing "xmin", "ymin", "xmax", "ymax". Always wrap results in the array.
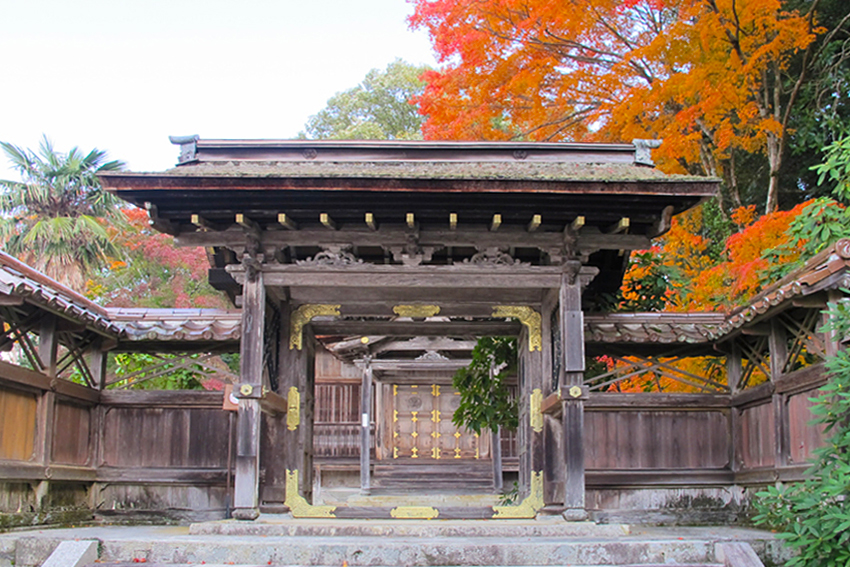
[
  {"xmin": 492, "ymin": 471, "xmax": 543, "ymax": 518},
  {"xmin": 393, "ymin": 304, "xmax": 441, "ymax": 318},
  {"xmin": 285, "ymin": 469, "xmax": 337, "ymax": 518},
  {"xmin": 492, "ymin": 305, "xmax": 542, "ymax": 352},
  {"xmin": 530, "ymin": 388, "xmax": 543, "ymax": 433},
  {"xmin": 289, "ymin": 304, "xmax": 341, "ymax": 350},
  {"xmin": 287, "ymin": 386, "xmax": 300, "ymax": 431}
]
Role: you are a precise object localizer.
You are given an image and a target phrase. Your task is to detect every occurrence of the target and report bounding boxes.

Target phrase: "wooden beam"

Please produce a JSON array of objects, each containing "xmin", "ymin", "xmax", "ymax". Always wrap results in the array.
[
  {"xmin": 311, "ymin": 319, "xmax": 521, "ymax": 337},
  {"xmin": 277, "ymin": 213, "xmax": 298, "ymax": 230},
  {"xmin": 320, "ymin": 212, "xmax": 337, "ymax": 230},
  {"xmin": 235, "ymin": 214, "xmax": 261, "ymax": 239},
  {"xmin": 365, "ymin": 212, "xmax": 378, "ymax": 231},
  {"xmin": 0, "ymin": 295, "xmax": 23, "ymax": 305},
  {"xmin": 406, "ymin": 212, "xmax": 416, "ymax": 229},
  {"xmin": 607, "ymin": 217, "xmax": 629, "ymax": 234},
  {"xmin": 177, "ymin": 225, "xmax": 651, "ymax": 252},
  {"xmin": 527, "ymin": 214, "xmax": 541, "ymax": 232},
  {"xmin": 490, "ymin": 214, "xmax": 502, "ymax": 231},
  {"xmin": 570, "ymin": 216, "xmax": 585, "ymax": 232},
  {"xmin": 259, "ymin": 389, "xmax": 288, "ymax": 416},
  {"xmin": 145, "ymin": 202, "xmax": 178, "ymax": 236},
  {"xmin": 191, "ymin": 214, "xmax": 215, "ymax": 231},
  {"xmin": 741, "ymin": 324, "xmax": 771, "ymax": 336},
  {"xmin": 649, "ymin": 205, "xmax": 674, "ymax": 237},
  {"xmin": 449, "ymin": 213, "xmax": 457, "ymax": 231}
]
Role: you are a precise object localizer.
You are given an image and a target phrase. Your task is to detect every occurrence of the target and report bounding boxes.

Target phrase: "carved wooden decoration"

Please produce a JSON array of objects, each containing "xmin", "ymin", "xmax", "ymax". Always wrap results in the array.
[
  {"xmin": 492, "ymin": 305, "xmax": 542, "ymax": 351},
  {"xmin": 392, "ymin": 304, "xmax": 441, "ymax": 318},
  {"xmin": 289, "ymin": 304, "xmax": 341, "ymax": 350}
]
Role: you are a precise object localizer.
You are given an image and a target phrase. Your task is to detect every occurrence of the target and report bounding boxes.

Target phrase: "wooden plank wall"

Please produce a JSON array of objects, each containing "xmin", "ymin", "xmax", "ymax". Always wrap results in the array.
[
  {"xmin": 0, "ymin": 385, "xmax": 37, "ymax": 462},
  {"xmin": 585, "ymin": 408, "xmax": 729, "ymax": 470}
]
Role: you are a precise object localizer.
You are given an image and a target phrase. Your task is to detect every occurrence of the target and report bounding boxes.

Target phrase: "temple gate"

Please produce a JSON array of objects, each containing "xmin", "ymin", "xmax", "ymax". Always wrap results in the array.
[{"xmin": 101, "ymin": 138, "xmax": 716, "ymax": 520}]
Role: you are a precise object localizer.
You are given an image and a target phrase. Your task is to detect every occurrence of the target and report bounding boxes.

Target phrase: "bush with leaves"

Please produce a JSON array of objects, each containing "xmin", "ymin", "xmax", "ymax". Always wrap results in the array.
[
  {"xmin": 752, "ymin": 298, "xmax": 850, "ymax": 567},
  {"xmin": 451, "ymin": 336, "xmax": 518, "ymax": 434}
]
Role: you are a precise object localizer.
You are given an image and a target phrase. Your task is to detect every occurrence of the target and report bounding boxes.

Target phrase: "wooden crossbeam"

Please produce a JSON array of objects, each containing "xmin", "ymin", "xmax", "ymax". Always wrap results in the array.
[
  {"xmin": 406, "ymin": 212, "xmax": 416, "ymax": 229},
  {"xmin": 320, "ymin": 213, "xmax": 337, "ymax": 230},
  {"xmin": 490, "ymin": 214, "xmax": 502, "ymax": 231},
  {"xmin": 365, "ymin": 212, "xmax": 378, "ymax": 231},
  {"xmin": 570, "ymin": 216, "xmax": 585, "ymax": 232},
  {"xmin": 235, "ymin": 214, "xmax": 262, "ymax": 239},
  {"xmin": 449, "ymin": 213, "xmax": 457, "ymax": 231},
  {"xmin": 527, "ymin": 214, "xmax": 541, "ymax": 232},
  {"xmin": 607, "ymin": 217, "xmax": 630, "ymax": 234},
  {"xmin": 277, "ymin": 213, "xmax": 298, "ymax": 230},
  {"xmin": 145, "ymin": 202, "xmax": 178, "ymax": 236},
  {"xmin": 191, "ymin": 214, "xmax": 214, "ymax": 231}
]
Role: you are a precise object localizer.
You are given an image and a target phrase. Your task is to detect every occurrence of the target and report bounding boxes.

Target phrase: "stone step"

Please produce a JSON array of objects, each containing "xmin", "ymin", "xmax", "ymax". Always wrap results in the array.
[
  {"xmin": 88, "ymin": 564, "xmax": 724, "ymax": 567},
  {"xmin": 4, "ymin": 525, "xmax": 784, "ymax": 567},
  {"xmin": 17, "ymin": 535, "xmax": 735, "ymax": 566}
]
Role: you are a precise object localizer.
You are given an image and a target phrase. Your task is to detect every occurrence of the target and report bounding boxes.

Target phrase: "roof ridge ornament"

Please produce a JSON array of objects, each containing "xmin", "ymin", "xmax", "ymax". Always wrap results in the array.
[
  {"xmin": 169, "ymin": 135, "xmax": 199, "ymax": 164},
  {"xmin": 632, "ymin": 139, "xmax": 662, "ymax": 166}
]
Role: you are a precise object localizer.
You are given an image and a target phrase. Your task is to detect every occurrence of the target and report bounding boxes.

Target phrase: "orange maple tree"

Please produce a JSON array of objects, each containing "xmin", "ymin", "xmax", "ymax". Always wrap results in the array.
[{"xmin": 410, "ymin": 0, "xmax": 823, "ymax": 212}]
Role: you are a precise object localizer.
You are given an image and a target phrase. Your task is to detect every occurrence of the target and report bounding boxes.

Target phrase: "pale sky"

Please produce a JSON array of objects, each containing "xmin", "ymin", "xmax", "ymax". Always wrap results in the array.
[{"xmin": 0, "ymin": 0, "xmax": 437, "ymax": 179}]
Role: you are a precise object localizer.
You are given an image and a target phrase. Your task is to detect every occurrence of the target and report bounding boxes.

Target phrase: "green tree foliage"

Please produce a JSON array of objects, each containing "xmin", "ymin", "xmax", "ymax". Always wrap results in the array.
[
  {"xmin": 301, "ymin": 59, "xmax": 430, "ymax": 140},
  {"xmin": 0, "ymin": 137, "xmax": 125, "ymax": 291},
  {"xmin": 452, "ymin": 337, "xmax": 518, "ymax": 434},
  {"xmin": 108, "ymin": 353, "xmax": 208, "ymax": 390},
  {"xmin": 753, "ymin": 298, "xmax": 850, "ymax": 567},
  {"xmin": 765, "ymin": 135, "xmax": 850, "ymax": 281}
]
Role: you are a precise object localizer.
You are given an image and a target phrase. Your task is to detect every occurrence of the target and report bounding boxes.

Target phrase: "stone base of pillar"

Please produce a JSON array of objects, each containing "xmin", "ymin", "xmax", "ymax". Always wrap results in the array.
[
  {"xmin": 232, "ymin": 507, "xmax": 260, "ymax": 521},
  {"xmin": 562, "ymin": 507, "xmax": 588, "ymax": 522}
]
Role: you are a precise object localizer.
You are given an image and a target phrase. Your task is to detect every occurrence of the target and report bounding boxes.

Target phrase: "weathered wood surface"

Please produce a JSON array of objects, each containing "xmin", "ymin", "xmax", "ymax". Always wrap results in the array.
[
  {"xmin": 101, "ymin": 406, "xmax": 230, "ymax": 468},
  {"xmin": 51, "ymin": 401, "xmax": 91, "ymax": 465},
  {"xmin": 585, "ymin": 410, "xmax": 729, "ymax": 469},
  {"xmin": 788, "ymin": 387, "xmax": 826, "ymax": 464},
  {"xmin": 740, "ymin": 402, "xmax": 776, "ymax": 469},
  {"xmin": 0, "ymin": 386, "xmax": 37, "ymax": 461}
]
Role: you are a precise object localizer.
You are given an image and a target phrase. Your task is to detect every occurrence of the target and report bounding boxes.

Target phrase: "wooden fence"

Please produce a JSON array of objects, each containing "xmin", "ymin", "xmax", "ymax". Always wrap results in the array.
[{"xmin": 0, "ymin": 359, "xmax": 830, "ymax": 525}]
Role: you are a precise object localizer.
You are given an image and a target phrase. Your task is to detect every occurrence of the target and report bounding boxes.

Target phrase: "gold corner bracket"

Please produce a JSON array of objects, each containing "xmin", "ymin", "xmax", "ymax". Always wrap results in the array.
[
  {"xmin": 492, "ymin": 471, "xmax": 544, "ymax": 519},
  {"xmin": 392, "ymin": 304, "xmax": 441, "ymax": 318},
  {"xmin": 492, "ymin": 305, "xmax": 542, "ymax": 352},
  {"xmin": 287, "ymin": 386, "xmax": 300, "ymax": 431},
  {"xmin": 290, "ymin": 304, "xmax": 341, "ymax": 350},
  {"xmin": 285, "ymin": 469, "xmax": 337, "ymax": 518}
]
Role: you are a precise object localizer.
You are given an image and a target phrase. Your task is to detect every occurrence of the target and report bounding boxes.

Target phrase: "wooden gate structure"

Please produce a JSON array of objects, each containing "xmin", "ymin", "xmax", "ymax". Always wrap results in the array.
[
  {"xmin": 0, "ymin": 138, "xmax": 845, "ymax": 526},
  {"xmin": 100, "ymin": 138, "xmax": 718, "ymax": 520}
]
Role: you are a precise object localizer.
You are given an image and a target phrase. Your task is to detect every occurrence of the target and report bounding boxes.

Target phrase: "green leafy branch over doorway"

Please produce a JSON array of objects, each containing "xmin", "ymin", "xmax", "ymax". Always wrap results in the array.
[{"xmin": 451, "ymin": 336, "xmax": 518, "ymax": 435}]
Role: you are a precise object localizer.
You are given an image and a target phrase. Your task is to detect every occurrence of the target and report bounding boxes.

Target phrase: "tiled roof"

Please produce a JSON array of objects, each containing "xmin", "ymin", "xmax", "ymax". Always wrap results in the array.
[
  {"xmin": 0, "ymin": 251, "xmax": 122, "ymax": 336},
  {"xmin": 107, "ymin": 308, "xmax": 241, "ymax": 342}
]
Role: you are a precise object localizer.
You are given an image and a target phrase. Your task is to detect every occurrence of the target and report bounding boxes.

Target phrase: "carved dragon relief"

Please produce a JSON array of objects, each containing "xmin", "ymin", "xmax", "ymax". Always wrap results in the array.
[
  {"xmin": 492, "ymin": 305, "xmax": 542, "ymax": 352},
  {"xmin": 289, "ymin": 304, "xmax": 341, "ymax": 350}
]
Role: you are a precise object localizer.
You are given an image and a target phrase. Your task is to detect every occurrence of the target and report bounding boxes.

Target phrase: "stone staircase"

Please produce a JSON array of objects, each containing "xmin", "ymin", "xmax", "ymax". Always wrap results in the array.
[{"xmin": 1, "ymin": 521, "xmax": 784, "ymax": 567}]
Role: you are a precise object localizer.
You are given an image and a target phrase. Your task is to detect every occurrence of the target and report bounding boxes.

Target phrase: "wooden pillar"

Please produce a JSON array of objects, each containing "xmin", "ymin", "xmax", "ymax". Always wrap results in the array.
[
  {"xmin": 360, "ymin": 360, "xmax": 372, "ymax": 494},
  {"xmin": 233, "ymin": 270, "xmax": 265, "ymax": 520},
  {"xmin": 726, "ymin": 344, "xmax": 743, "ymax": 473},
  {"xmin": 36, "ymin": 315, "xmax": 58, "ymax": 465},
  {"xmin": 558, "ymin": 266, "xmax": 587, "ymax": 521},
  {"xmin": 34, "ymin": 315, "xmax": 58, "ymax": 510},
  {"xmin": 279, "ymin": 303, "xmax": 317, "ymax": 508},
  {"xmin": 824, "ymin": 290, "xmax": 844, "ymax": 358},
  {"xmin": 769, "ymin": 320, "xmax": 789, "ymax": 469},
  {"xmin": 541, "ymin": 288, "xmax": 563, "ymax": 507}
]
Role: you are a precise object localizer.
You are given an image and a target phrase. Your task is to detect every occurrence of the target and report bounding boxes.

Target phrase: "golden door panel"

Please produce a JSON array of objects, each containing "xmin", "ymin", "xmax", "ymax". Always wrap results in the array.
[{"xmin": 392, "ymin": 384, "xmax": 481, "ymax": 461}]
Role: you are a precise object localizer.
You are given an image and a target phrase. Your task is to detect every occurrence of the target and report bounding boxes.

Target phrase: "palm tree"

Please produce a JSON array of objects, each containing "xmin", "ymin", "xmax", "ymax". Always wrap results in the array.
[{"xmin": 0, "ymin": 136, "xmax": 125, "ymax": 291}]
